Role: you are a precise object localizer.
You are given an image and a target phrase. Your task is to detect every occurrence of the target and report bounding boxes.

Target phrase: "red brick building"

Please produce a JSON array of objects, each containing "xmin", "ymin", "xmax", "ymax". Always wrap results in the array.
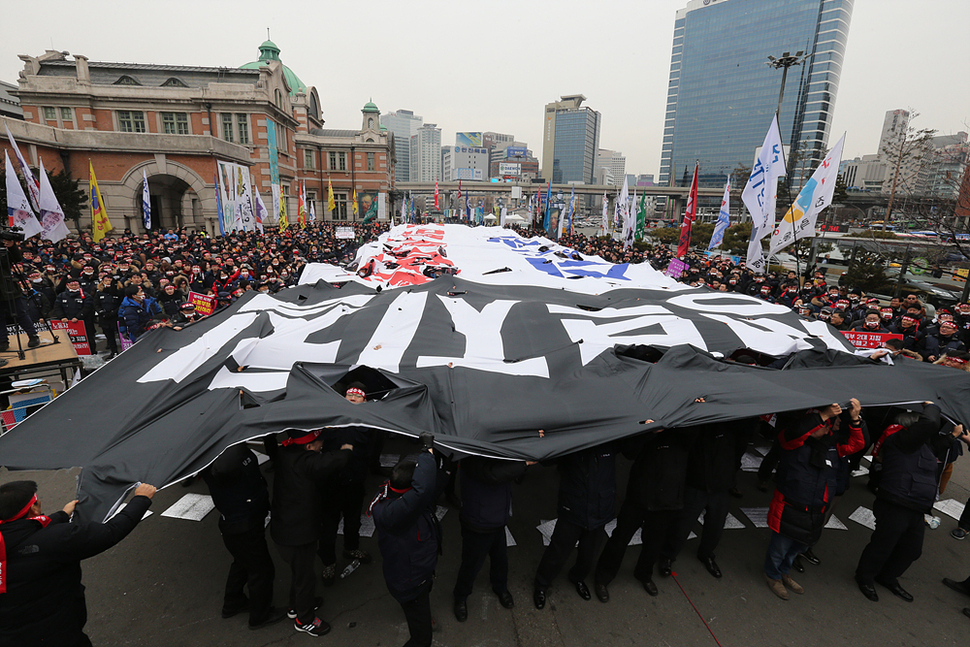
[{"xmin": 2, "ymin": 41, "xmax": 394, "ymax": 234}]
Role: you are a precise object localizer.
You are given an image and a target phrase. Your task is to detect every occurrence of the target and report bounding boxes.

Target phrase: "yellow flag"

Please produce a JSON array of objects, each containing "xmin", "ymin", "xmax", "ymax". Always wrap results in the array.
[
  {"xmin": 327, "ymin": 178, "xmax": 336, "ymax": 213},
  {"xmin": 279, "ymin": 190, "xmax": 289, "ymax": 232},
  {"xmin": 352, "ymin": 189, "xmax": 359, "ymax": 216},
  {"xmin": 89, "ymin": 162, "xmax": 113, "ymax": 242}
]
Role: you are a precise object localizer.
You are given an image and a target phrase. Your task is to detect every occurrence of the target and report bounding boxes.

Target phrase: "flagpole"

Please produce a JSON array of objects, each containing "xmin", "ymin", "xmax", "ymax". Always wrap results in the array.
[{"xmin": 775, "ymin": 110, "xmax": 801, "ymax": 282}]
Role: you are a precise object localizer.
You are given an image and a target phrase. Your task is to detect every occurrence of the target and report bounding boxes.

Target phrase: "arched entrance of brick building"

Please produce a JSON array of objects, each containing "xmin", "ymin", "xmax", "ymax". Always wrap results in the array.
[
  {"xmin": 123, "ymin": 160, "xmax": 208, "ymax": 234},
  {"xmin": 135, "ymin": 174, "xmax": 198, "ymax": 230}
]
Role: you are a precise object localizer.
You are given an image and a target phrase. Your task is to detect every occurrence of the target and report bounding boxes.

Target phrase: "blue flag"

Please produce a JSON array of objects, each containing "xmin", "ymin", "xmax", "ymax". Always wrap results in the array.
[
  {"xmin": 708, "ymin": 178, "xmax": 731, "ymax": 251},
  {"xmin": 542, "ymin": 182, "xmax": 552, "ymax": 233},
  {"xmin": 215, "ymin": 173, "xmax": 225, "ymax": 237}
]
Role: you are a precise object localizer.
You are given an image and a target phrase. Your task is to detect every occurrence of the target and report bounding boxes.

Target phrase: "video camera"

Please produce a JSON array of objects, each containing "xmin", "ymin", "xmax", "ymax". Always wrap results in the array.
[{"xmin": 0, "ymin": 225, "xmax": 25, "ymax": 243}]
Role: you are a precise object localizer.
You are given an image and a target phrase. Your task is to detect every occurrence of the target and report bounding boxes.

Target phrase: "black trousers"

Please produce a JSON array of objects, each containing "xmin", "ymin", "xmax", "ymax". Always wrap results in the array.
[
  {"xmin": 757, "ymin": 441, "xmax": 781, "ymax": 483},
  {"xmin": 318, "ymin": 478, "xmax": 366, "ymax": 564},
  {"xmin": 855, "ymin": 498, "xmax": 926, "ymax": 585},
  {"xmin": 275, "ymin": 541, "xmax": 318, "ymax": 623},
  {"xmin": 397, "ymin": 578, "xmax": 434, "ymax": 647},
  {"xmin": 0, "ymin": 297, "xmax": 35, "ymax": 341},
  {"xmin": 453, "ymin": 520, "xmax": 508, "ymax": 600},
  {"xmin": 534, "ymin": 517, "xmax": 606, "ymax": 589},
  {"xmin": 959, "ymin": 496, "xmax": 970, "ymax": 531},
  {"xmin": 595, "ymin": 498, "xmax": 679, "ymax": 585},
  {"xmin": 662, "ymin": 488, "xmax": 729, "ymax": 562},
  {"xmin": 98, "ymin": 317, "xmax": 118, "ymax": 354},
  {"xmin": 222, "ymin": 525, "xmax": 275, "ymax": 625}
]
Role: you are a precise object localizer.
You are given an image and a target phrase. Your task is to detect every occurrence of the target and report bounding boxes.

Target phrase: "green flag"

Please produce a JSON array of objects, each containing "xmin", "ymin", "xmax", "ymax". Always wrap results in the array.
[{"xmin": 635, "ymin": 193, "xmax": 646, "ymax": 241}]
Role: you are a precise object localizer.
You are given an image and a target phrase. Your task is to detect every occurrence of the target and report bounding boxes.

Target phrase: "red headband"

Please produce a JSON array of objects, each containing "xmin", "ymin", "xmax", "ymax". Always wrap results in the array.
[
  {"xmin": 280, "ymin": 429, "xmax": 322, "ymax": 447},
  {"xmin": 346, "ymin": 387, "xmax": 365, "ymax": 398},
  {"xmin": 947, "ymin": 357, "xmax": 968, "ymax": 365},
  {"xmin": 0, "ymin": 494, "xmax": 37, "ymax": 525}
]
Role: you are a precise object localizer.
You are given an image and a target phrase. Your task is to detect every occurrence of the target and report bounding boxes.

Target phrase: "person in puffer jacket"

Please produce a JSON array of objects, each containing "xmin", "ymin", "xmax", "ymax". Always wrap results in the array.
[
  {"xmin": 855, "ymin": 403, "xmax": 968, "ymax": 603},
  {"xmin": 371, "ymin": 434, "xmax": 442, "ymax": 647},
  {"xmin": 763, "ymin": 399, "xmax": 865, "ymax": 600}
]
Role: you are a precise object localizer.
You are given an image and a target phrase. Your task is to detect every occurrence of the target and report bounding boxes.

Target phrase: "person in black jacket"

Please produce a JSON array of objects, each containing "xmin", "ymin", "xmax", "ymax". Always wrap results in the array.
[
  {"xmin": 94, "ymin": 277, "xmax": 123, "ymax": 358},
  {"xmin": 855, "ymin": 404, "xmax": 969, "ymax": 602},
  {"xmin": 594, "ymin": 426, "xmax": 698, "ymax": 601},
  {"xmin": 371, "ymin": 437, "xmax": 441, "ymax": 647},
  {"xmin": 270, "ymin": 428, "xmax": 352, "ymax": 637},
  {"xmin": 0, "ymin": 240, "xmax": 40, "ymax": 350},
  {"xmin": 317, "ymin": 407, "xmax": 373, "ymax": 585},
  {"xmin": 534, "ymin": 442, "xmax": 617, "ymax": 609},
  {"xmin": 0, "ymin": 479, "xmax": 156, "ymax": 647},
  {"xmin": 659, "ymin": 421, "xmax": 749, "ymax": 579},
  {"xmin": 452, "ymin": 456, "xmax": 530, "ymax": 621},
  {"xmin": 202, "ymin": 444, "xmax": 286, "ymax": 630}
]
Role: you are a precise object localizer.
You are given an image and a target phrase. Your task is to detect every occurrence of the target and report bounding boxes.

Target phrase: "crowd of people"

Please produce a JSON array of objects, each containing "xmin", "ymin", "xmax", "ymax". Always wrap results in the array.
[
  {"xmin": 3, "ymin": 221, "xmax": 970, "ymax": 646},
  {"xmin": 0, "ymin": 222, "xmax": 390, "ymax": 358}
]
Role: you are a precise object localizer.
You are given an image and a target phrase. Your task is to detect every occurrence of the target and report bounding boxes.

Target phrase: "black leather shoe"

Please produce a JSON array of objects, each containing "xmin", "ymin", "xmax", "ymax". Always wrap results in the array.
[
  {"xmin": 643, "ymin": 579, "xmax": 658, "ymax": 596},
  {"xmin": 221, "ymin": 598, "xmax": 248, "ymax": 619},
  {"xmin": 791, "ymin": 556, "xmax": 805, "ymax": 573},
  {"xmin": 248, "ymin": 607, "xmax": 287, "ymax": 630},
  {"xmin": 700, "ymin": 556, "xmax": 722, "ymax": 579},
  {"xmin": 594, "ymin": 582, "xmax": 609, "ymax": 603},
  {"xmin": 659, "ymin": 558, "xmax": 673, "ymax": 577},
  {"xmin": 573, "ymin": 580, "xmax": 591, "ymax": 600},
  {"xmin": 453, "ymin": 598, "xmax": 468, "ymax": 622},
  {"xmin": 857, "ymin": 578, "xmax": 879, "ymax": 602},
  {"xmin": 533, "ymin": 588, "xmax": 546, "ymax": 610},
  {"xmin": 495, "ymin": 589, "xmax": 514, "ymax": 609},
  {"xmin": 876, "ymin": 577, "xmax": 913, "ymax": 602},
  {"xmin": 27, "ymin": 336, "xmax": 40, "ymax": 348},
  {"xmin": 801, "ymin": 548, "xmax": 820, "ymax": 565},
  {"xmin": 944, "ymin": 578, "xmax": 970, "ymax": 596}
]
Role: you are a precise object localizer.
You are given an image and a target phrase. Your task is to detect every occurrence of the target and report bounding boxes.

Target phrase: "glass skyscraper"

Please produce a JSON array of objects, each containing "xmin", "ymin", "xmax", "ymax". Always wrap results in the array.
[
  {"xmin": 541, "ymin": 95, "xmax": 601, "ymax": 184},
  {"xmin": 659, "ymin": 0, "xmax": 853, "ymax": 189},
  {"xmin": 552, "ymin": 110, "xmax": 601, "ymax": 184}
]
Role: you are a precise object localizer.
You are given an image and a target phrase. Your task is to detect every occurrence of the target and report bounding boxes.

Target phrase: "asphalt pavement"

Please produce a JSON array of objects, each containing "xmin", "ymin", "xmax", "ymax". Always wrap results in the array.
[{"xmin": 5, "ymin": 432, "xmax": 970, "ymax": 647}]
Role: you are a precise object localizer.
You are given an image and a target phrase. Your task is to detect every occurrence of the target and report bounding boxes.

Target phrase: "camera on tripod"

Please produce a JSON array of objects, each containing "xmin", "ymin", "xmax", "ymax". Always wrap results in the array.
[{"xmin": 0, "ymin": 225, "xmax": 25, "ymax": 243}]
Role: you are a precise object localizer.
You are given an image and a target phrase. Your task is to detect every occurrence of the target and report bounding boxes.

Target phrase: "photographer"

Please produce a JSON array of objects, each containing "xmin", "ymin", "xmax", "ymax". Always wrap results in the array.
[
  {"xmin": 0, "ymin": 238, "xmax": 41, "ymax": 350},
  {"xmin": 763, "ymin": 399, "xmax": 866, "ymax": 600}
]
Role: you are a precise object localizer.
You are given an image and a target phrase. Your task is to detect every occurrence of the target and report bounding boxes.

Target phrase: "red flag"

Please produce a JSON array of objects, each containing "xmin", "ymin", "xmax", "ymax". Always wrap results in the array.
[
  {"xmin": 457, "ymin": 180, "xmax": 462, "ymax": 200},
  {"xmin": 676, "ymin": 162, "xmax": 699, "ymax": 258},
  {"xmin": 434, "ymin": 181, "xmax": 439, "ymax": 209}
]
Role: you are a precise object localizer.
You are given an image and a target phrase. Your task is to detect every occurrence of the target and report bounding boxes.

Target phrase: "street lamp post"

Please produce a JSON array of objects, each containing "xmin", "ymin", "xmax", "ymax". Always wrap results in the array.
[
  {"xmin": 767, "ymin": 51, "xmax": 808, "ymax": 121},
  {"xmin": 767, "ymin": 50, "xmax": 809, "ymax": 275}
]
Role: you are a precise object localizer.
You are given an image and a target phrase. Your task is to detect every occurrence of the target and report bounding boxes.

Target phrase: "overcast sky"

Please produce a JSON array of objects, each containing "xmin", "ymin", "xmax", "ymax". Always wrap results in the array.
[{"xmin": 3, "ymin": 0, "xmax": 967, "ymax": 178}]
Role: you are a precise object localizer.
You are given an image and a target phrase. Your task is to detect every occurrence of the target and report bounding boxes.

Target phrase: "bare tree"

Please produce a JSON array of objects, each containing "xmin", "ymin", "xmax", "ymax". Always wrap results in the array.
[{"xmin": 880, "ymin": 110, "xmax": 936, "ymax": 229}]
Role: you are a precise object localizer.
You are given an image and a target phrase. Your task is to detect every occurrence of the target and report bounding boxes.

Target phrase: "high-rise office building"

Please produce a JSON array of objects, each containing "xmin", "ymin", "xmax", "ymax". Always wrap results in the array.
[
  {"xmin": 596, "ymin": 149, "xmax": 626, "ymax": 187},
  {"xmin": 410, "ymin": 123, "xmax": 442, "ymax": 182},
  {"xmin": 659, "ymin": 0, "xmax": 853, "ymax": 188},
  {"xmin": 541, "ymin": 95, "xmax": 601, "ymax": 184},
  {"xmin": 381, "ymin": 109, "xmax": 423, "ymax": 182}
]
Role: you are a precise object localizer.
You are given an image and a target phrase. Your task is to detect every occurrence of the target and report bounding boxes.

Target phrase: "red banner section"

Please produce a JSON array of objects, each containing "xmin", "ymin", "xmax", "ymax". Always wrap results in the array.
[
  {"xmin": 841, "ymin": 331, "xmax": 903, "ymax": 349},
  {"xmin": 50, "ymin": 320, "xmax": 91, "ymax": 355},
  {"xmin": 188, "ymin": 292, "xmax": 217, "ymax": 317}
]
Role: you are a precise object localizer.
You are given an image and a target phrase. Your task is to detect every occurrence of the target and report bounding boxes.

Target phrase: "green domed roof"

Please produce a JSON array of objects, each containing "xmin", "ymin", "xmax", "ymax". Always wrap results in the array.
[
  {"xmin": 239, "ymin": 40, "xmax": 306, "ymax": 96},
  {"xmin": 362, "ymin": 100, "xmax": 380, "ymax": 113}
]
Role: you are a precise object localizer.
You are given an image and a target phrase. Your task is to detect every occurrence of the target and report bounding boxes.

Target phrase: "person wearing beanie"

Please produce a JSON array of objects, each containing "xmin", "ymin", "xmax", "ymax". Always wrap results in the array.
[{"xmin": 0, "ymin": 480, "xmax": 156, "ymax": 646}]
